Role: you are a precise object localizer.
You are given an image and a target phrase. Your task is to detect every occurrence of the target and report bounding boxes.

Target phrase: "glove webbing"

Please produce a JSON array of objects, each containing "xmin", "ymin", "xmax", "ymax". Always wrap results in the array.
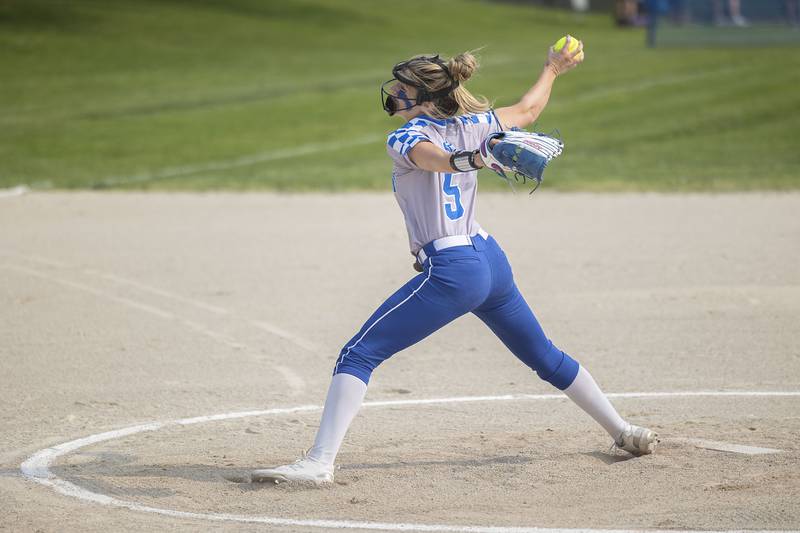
[{"xmin": 506, "ymin": 146, "xmax": 544, "ymax": 195}]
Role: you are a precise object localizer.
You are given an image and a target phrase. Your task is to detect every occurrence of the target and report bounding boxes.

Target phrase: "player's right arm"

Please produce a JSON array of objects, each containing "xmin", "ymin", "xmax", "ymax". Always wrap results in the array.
[{"xmin": 494, "ymin": 38, "xmax": 583, "ymax": 130}]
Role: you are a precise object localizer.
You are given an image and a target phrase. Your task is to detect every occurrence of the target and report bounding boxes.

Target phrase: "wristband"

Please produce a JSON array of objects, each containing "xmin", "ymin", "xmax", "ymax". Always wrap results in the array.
[{"xmin": 449, "ymin": 150, "xmax": 481, "ymax": 173}]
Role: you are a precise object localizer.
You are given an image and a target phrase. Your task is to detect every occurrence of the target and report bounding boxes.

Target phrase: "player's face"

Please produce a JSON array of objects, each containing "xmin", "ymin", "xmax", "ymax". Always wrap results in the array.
[
  {"xmin": 383, "ymin": 81, "xmax": 428, "ymax": 120},
  {"xmin": 391, "ymin": 81, "xmax": 415, "ymax": 102}
]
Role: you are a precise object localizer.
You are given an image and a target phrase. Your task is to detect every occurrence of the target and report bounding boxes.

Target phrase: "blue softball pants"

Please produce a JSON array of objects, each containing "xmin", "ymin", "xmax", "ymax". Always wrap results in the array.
[{"xmin": 333, "ymin": 234, "xmax": 580, "ymax": 390}]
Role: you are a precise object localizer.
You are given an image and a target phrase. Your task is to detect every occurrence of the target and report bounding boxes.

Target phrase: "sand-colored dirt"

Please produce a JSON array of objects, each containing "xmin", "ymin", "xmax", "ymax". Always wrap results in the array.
[{"xmin": 1, "ymin": 192, "xmax": 799, "ymax": 532}]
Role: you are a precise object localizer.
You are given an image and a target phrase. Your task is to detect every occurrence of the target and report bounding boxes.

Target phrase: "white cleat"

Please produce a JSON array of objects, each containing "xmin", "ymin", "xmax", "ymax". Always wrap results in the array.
[
  {"xmin": 251, "ymin": 456, "xmax": 334, "ymax": 486},
  {"xmin": 614, "ymin": 424, "xmax": 659, "ymax": 456}
]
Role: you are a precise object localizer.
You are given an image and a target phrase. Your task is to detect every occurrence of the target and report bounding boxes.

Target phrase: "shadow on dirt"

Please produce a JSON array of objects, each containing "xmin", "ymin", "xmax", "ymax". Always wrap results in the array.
[
  {"xmin": 582, "ymin": 451, "xmax": 636, "ymax": 465},
  {"xmin": 339, "ymin": 455, "xmax": 533, "ymax": 470}
]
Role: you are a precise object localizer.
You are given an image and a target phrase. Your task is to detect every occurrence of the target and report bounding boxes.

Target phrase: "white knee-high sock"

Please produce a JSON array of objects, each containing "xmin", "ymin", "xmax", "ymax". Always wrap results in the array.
[
  {"xmin": 563, "ymin": 366, "xmax": 628, "ymax": 441},
  {"xmin": 307, "ymin": 373, "xmax": 367, "ymax": 467}
]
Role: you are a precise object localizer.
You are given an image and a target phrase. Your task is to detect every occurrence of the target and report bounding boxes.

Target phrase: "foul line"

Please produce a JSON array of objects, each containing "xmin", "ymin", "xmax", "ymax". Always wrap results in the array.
[
  {"xmin": 274, "ymin": 365, "xmax": 308, "ymax": 397},
  {"xmin": 21, "ymin": 391, "xmax": 800, "ymax": 533},
  {"xmin": 2, "ymin": 263, "xmax": 247, "ymax": 350},
  {"xmin": 2, "ymin": 257, "xmax": 312, "ymax": 395},
  {"xmin": 249, "ymin": 320, "xmax": 321, "ymax": 354},
  {"xmin": 91, "ymin": 134, "xmax": 382, "ymax": 188},
  {"xmin": 3, "ymin": 251, "xmax": 322, "ymax": 356},
  {"xmin": 677, "ymin": 438, "xmax": 782, "ymax": 455},
  {"xmin": 83, "ymin": 269, "xmax": 230, "ymax": 315}
]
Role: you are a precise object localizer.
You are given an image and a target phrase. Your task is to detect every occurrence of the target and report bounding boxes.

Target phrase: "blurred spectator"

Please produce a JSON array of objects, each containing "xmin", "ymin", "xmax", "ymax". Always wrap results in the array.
[
  {"xmin": 621, "ymin": 0, "xmax": 798, "ymax": 30},
  {"xmin": 571, "ymin": 0, "xmax": 590, "ymax": 11},
  {"xmin": 712, "ymin": 0, "xmax": 749, "ymax": 26},
  {"xmin": 788, "ymin": 0, "xmax": 800, "ymax": 25},
  {"xmin": 668, "ymin": 0, "xmax": 691, "ymax": 24},
  {"xmin": 616, "ymin": 0, "xmax": 641, "ymax": 25}
]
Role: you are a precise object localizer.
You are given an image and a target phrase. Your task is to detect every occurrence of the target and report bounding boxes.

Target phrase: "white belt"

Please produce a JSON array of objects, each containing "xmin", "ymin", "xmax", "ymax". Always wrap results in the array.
[{"xmin": 417, "ymin": 229, "xmax": 489, "ymax": 265}]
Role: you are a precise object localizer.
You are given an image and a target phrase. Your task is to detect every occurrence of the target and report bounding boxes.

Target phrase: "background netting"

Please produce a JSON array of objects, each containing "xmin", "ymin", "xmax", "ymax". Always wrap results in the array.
[{"xmin": 647, "ymin": 0, "xmax": 800, "ymax": 46}]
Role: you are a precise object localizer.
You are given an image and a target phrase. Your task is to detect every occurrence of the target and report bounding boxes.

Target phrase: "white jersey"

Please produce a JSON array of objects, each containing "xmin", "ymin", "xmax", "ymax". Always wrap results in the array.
[{"xmin": 386, "ymin": 110, "xmax": 503, "ymax": 254}]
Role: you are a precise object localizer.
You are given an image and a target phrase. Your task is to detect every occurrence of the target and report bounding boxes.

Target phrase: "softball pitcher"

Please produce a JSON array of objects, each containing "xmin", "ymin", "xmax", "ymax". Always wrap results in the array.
[{"xmin": 253, "ymin": 38, "xmax": 657, "ymax": 485}]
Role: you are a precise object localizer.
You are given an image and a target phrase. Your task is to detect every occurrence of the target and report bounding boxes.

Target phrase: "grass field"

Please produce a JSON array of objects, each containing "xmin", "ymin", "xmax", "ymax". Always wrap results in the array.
[{"xmin": 1, "ymin": 0, "xmax": 799, "ymax": 191}]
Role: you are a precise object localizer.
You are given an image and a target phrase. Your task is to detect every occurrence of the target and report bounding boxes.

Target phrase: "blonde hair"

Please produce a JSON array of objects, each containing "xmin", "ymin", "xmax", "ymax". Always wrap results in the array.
[{"xmin": 395, "ymin": 51, "xmax": 490, "ymax": 119}]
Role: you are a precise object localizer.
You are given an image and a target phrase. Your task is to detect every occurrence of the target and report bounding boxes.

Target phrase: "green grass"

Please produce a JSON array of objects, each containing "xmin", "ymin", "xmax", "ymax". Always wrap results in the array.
[{"xmin": 1, "ymin": 0, "xmax": 799, "ymax": 191}]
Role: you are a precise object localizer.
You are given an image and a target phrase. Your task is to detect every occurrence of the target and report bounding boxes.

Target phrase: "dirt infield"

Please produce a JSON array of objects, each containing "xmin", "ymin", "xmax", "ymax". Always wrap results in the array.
[{"xmin": 1, "ymin": 191, "xmax": 799, "ymax": 532}]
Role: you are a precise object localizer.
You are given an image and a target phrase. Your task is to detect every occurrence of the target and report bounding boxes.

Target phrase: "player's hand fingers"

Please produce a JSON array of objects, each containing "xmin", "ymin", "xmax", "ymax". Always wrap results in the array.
[
  {"xmin": 560, "ymin": 41, "xmax": 583, "ymax": 67},
  {"xmin": 546, "ymin": 37, "xmax": 584, "ymax": 75},
  {"xmin": 560, "ymin": 35, "xmax": 574, "ymax": 58}
]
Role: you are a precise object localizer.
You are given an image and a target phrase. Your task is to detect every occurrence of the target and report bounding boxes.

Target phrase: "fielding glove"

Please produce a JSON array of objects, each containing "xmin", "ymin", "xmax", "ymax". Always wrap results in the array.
[{"xmin": 479, "ymin": 130, "xmax": 564, "ymax": 194}]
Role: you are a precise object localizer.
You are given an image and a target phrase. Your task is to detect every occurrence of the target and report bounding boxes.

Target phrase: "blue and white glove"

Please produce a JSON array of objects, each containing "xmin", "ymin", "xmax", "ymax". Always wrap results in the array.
[{"xmin": 479, "ymin": 130, "xmax": 564, "ymax": 194}]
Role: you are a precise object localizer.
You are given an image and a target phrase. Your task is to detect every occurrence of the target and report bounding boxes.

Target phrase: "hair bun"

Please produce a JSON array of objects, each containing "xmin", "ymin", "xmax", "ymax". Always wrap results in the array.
[{"xmin": 447, "ymin": 52, "xmax": 478, "ymax": 83}]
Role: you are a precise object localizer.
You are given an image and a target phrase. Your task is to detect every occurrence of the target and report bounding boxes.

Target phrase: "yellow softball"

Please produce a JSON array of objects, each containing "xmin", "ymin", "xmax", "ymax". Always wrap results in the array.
[{"xmin": 554, "ymin": 35, "xmax": 584, "ymax": 62}]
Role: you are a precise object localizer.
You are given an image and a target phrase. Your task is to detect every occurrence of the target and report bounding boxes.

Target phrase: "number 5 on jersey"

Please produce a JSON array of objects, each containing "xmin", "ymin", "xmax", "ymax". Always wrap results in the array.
[{"xmin": 441, "ymin": 173, "xmax": 464, "ymax": 220}]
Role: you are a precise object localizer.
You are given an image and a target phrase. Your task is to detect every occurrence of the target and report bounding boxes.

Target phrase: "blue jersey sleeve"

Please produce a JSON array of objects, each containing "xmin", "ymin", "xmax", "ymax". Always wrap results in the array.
[{"xmin": 386, "ymin": 124, "xmax": 431, "ymax": 157}]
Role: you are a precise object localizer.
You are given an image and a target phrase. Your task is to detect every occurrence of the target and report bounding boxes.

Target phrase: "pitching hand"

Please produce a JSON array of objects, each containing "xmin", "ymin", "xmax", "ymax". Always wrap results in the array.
[{"xmin": 545, "ymin": 36, "xmax": 584, "ymax": 76}]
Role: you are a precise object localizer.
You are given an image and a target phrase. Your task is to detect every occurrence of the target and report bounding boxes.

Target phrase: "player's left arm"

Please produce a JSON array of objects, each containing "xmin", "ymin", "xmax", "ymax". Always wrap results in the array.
[
  {"xmin": 409, "ymin": 140, "xmax": 496, "ymax": 173},
  {"xmin": 408, "ymin": 141, "xmax": 467, "ymax": 172},
  {"xmin": 494, "ymin": 37, "xmax": 583, "ymax": 130}
]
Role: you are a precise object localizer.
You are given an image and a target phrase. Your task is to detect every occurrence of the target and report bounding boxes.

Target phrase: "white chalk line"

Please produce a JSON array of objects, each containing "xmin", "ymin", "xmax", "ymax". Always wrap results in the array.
[
  {"xmin": 21, "ymin": 391, "xmax": 800, "ymax": 533},
  {"xmin": 94, "ymin": 134, "xmax": 382, "ymax": 188},
  {"xmin": 676, "ymin": 438, "xmax": 782, "ymax": 456},
  {"xmin": 0, "ymin": 250, "xmax": 70, "ymax": 268},
  {"xmin": 274, "ymin": 365, "xmax": 308, "ymax": 396},
  {"xmin": 4, "ymin": 264, "xmax": 171, "ymax": 318},
  {"xmin": 2, "ymin": 263, "xmax": 244, "ymax": 349},
  {"xmin": 249, "ymin": 320, "xmax": 321, "ymax": 354},
  {"xmin": 84, "ymin": 266, "xmax": 319, "ymax": 354},
  {"xmin": 6, "ymin": 251, "xmax": 321, "ymax": 356},
  {"xmin": 3, "ymin": 259, "xmax": 308, "ymax": 394},
  {"xmin": 83, "ymin": 269, "xmax": 230, "ymax": 315},
  {"xmin": 80, "ymin": 273, "xmax": 321, "ymax": 353}
]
